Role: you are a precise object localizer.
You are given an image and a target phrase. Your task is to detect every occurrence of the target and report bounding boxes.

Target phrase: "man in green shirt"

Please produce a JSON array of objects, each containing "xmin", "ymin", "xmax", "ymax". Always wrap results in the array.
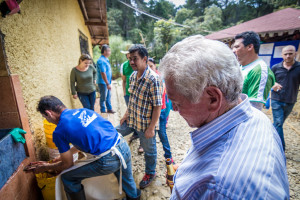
[
  {"xmin": 232, "ymin": 31, "xmax": 275, "ymax": 110},
  {"xmin": 120, "ymin": 51, "xmax": 133, "ymax": 106}
]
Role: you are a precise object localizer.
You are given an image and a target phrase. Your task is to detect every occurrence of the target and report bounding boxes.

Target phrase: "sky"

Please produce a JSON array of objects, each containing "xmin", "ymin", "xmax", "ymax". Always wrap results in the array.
[
  {"xmin": 144, "ymin": 0, "xmax": 186, "ymax": 7},
  {"xmin": 168, "ymin": 0, "xmax": 186, "ymax": 7}
]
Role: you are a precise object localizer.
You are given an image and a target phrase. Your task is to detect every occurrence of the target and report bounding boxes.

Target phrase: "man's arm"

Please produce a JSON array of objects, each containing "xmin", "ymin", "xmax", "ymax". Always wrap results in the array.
[
  {"xmin": 272, "ymin": 82, "xmax": 282, "ymax": 92},
  {"xmin": 33, "ymin": 147, "xmax": 79, "ymax": 174},
  {"xmin": 271, "ymin": 66, "xmax": 282, "ymax": 92},
  {"xmin": 145, "ymin": 106, "xmax": 161, "ymax": 138},
  {"xmin": 101, "ymin": 72, "xmax": 112, "ymax": 90},
  {"xmin": 120, "ymin": 109, "xmax": 129, "ymax": 125},
  {"xmin": 122, "ymin": 75, "xmax": 127, "ymax": 96}
]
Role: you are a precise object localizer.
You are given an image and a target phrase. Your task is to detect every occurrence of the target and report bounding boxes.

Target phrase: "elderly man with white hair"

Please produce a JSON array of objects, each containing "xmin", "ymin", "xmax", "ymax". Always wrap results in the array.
[{"xmin": 160, "ymin": 35, "xmax": 289, "ymax": 199}]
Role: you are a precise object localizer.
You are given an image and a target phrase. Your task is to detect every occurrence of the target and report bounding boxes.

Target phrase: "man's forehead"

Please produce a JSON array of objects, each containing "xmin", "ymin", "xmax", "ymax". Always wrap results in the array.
[
  {"xmin": 282, "ymin": 48, "xmax": 295, "ymax": 54},
  {"xmin": 234, "ymin": 38, "xmax": 244, "ymax": 45},
  {"xmin": 130, "ymin": 51, "xmax": 139, "ymax": 56}
]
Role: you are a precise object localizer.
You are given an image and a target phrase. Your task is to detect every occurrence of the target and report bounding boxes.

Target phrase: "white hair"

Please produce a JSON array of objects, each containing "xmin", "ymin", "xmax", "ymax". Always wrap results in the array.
[{"xmin": 160, "ymin": 35, "xmax": 243, "ymax": 104}]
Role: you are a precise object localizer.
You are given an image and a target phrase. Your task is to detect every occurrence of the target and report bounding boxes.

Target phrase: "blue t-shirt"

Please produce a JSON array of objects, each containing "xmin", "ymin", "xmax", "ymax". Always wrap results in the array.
[
  {"xmin": 96, "ymin": 55, "xmax": 112, "ymax": 85},
  {"xmin": 53, "ymin": 108, "xmax": 118, "ymax": 155}
]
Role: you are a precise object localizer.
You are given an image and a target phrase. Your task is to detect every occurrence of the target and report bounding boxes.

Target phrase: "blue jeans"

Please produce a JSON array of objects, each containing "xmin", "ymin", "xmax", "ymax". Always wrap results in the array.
[
  {"xmin": 124, "ymin": 95, "xmax": 130, "ymax": 107},
  {"xmin": 98, "ymin": 84, "xmax": 112, "ymax": 113},
  {"xmin": 116, "ymin": 122, "xmax": 157, "ymax": 174},
  {"xmin": 77, "ymin": 91, "xmax": 96, "ymax": 111},
  {"xmin": 61, "ymin": 137, "xmax": 140, "ymax": 198},
  {"xmin": 271, "ymin": 99, "xmax": 295, "ymax": 151},
  {"xmin": 157, "ymin": 109, "xmax": 172, "ymax": 159}
]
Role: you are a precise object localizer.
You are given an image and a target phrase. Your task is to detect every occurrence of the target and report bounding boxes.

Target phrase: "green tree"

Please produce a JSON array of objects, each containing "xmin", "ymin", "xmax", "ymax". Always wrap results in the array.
[
  {"xmin": 175, "ymin": 8, "xmax": 194, "ymax": 24},
  {"xmin": 153, "ymin": 19, "xmax": 177, "ymax": 59},
  {"xmin": 200, "ymin": 5, "xmax": 223, "ymax": 32},
  {"xmin": 150, "ymin": 0, "xmax": 176, "ymax": 19},
  {"xmin": 107, "ymin": 8, "xmax": 123, "ymax": 35}
]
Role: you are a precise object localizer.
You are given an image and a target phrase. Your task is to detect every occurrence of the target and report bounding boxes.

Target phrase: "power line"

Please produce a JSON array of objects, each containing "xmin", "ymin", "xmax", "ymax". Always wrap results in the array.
[{"xmin": 117, "ymin": 0, "xmax": 190, "ymax": 28}]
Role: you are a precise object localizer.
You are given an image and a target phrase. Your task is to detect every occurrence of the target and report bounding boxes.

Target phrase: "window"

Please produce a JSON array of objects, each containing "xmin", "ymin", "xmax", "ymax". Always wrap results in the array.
[{"xmin": 79, "ymin": 30, "xmax": 89, "ymax": 55}]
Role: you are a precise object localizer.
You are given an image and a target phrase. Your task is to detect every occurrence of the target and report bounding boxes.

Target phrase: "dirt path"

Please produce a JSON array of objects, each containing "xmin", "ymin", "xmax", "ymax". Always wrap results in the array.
[{"xmin": 98, "ymin": 80, "xmax": 299, "ymax": 200}]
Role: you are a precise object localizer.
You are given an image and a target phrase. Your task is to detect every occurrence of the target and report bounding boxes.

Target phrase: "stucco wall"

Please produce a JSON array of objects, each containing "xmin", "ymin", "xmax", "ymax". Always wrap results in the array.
[{"xmin": 1, "ymin": 0, "xmax": 92, "ymax": 159}]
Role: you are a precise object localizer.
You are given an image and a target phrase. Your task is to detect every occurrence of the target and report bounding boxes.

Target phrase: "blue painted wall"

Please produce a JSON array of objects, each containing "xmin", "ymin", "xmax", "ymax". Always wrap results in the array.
[{"xmin": 259, "ymin": 40, "xmax": 299, "ymax": 68}]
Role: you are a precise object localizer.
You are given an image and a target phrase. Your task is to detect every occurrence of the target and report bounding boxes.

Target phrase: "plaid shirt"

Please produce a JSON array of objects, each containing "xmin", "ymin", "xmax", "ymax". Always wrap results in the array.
[{"xmin": 128, "ymin": 66, "xmax": 163, "ymax": 132}]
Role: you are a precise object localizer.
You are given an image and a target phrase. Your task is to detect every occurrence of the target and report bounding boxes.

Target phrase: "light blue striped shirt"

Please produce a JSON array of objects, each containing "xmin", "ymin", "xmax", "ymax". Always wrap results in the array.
[{"xmin": 171, "ymin": 94, "xmax": 289, "ymax": 200}]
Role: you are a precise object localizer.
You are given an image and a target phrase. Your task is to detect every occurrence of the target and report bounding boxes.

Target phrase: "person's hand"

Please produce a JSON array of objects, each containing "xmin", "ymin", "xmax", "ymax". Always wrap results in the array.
[
  {"xmin": 120, "ymin": 116, "xmax": 127, "ymax": 126},
  {"xmin": 107, "ymin": 84, "xmax": 112, "ymax": 90},
  {"xmin": 51, "ymin": 156, "xmax": 61, "ymax": 163},
  {"xmin": 145, "ymin": 127, "xmax": 155, "ymax": 138},
  {"xmin": 24, "ymin": 161, "xmax": 48, "ymax": 173},
  {"xmin": 9, "ymin": 128, "xmax": 26, "ymax": 143},
  {"xmin": 73, "ymin": 94, "xmax": 78, "ymax": 99},
  {"xmin": 273, "ymin": 82, "xmax": 282, "ymax": 92},
  {"xmin": 33, "ymin": 163, "xmax": 49, "ymax": 174}
]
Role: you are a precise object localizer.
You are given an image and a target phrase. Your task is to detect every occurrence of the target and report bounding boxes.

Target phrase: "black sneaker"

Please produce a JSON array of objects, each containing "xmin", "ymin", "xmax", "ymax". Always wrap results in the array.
[
  {"xmin": 107, "ymin": 110, "xmax": 116, "ymax": 114},
  {"xmin": 128, "ymin": 134, "xmax": 139, "ymax": 144},
  {"xmin": 139, "ymin": 173, "xmax": 156, "ymax": 189}
]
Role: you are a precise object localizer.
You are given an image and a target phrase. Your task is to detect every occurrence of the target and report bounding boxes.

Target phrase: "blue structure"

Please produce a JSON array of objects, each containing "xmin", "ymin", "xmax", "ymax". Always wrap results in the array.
[
  {"xmin": 0, "ymin": 129, "xmax": 26, "ymax": 189},
  {"xmin": 259, "ymin": 40, "xmax": 299, "ymax": 69}
]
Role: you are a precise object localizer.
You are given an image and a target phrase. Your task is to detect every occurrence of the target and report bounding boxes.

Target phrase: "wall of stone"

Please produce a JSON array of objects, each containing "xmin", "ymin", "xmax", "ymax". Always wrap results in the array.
[{"xmin": 0, "ymin": 0, "xmax": 93, "ymax": 159}]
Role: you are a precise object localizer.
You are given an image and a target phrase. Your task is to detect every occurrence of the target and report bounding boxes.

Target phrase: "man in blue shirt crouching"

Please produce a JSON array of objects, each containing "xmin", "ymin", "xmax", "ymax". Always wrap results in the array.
[{"xmin": 33, "ymin": 95, "xmax": 140, "ymax": 200}]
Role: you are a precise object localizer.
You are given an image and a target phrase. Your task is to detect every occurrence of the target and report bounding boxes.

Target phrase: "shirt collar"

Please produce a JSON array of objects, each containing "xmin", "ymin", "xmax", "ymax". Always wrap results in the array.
[
  {"xmin": 242, "ymin": 58, "xmax": 261, "ymax": 69},
  {"xmin": 137, "ymin": 66, "xmax": 150, "ymax": 81},
  {"xmin": 190, "ymin": 94, "xmax": 253, "ymax": 153},
  {"xmin": 101, "ymin": 55, "xmax": 109, "ymax": 62}
]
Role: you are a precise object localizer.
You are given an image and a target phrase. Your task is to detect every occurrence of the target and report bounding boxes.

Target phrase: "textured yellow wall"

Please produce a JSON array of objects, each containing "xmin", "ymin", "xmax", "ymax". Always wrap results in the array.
[{"xmin": 1, "ymin": 0, "xmax": 93, "ymax": 159}]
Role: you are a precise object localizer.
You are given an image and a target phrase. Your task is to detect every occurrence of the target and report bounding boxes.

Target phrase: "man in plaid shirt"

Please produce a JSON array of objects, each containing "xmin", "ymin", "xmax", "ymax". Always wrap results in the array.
[{"xmin": 117, "ymin": 44, "xmax": 163, "ymax": 189}]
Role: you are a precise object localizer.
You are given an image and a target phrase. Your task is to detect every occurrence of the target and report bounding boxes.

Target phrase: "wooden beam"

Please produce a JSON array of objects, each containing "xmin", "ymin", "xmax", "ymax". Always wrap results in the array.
[
  {"xmin": 78, "ymin": 0, "xmax": 89, "ymax": 20},
  {"xmin": 85, "ymin": 20, "xmax": 106, "ymax": 26}
]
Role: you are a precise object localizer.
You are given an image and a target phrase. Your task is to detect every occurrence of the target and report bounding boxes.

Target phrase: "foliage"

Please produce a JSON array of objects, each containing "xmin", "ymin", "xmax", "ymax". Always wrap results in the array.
[
  {"xmin": 107, "ymin": 8, "xmax": 123, "ymax": 36},
  {"xmin": 153, "ymin": 19, "xmax": 178, "ymax": 60},
  {"xmin": 150, "ymin": 0, "xmax": 177, "ymax": 19},
  {"xmin": 105, "ymin": 0, "xmax": 299, "ymax": 63},
  {"xmin": 200, "ymin": 5, "xmax": 223, "ymax": 32},
  {"xmin": 175, "ymin": 8, "xmax": 194, "ymax": 24}
]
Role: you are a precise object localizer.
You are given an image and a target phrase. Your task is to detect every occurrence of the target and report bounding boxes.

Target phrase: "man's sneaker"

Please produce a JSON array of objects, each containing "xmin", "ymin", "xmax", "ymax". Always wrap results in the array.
[
  {"xmin": 128, "ymin": 134, "xmax": 139, "ymax": 144},
  {"xmin": 139, "ymin": 173, "xmax": 156, "ymax": 189},
  {"xmin": 107, "ymin": 110, "xmax": 116, "ymax": 114},
  {"xmin": 137, "ymin": 145, "xmax": 144, "ymax": 154}
]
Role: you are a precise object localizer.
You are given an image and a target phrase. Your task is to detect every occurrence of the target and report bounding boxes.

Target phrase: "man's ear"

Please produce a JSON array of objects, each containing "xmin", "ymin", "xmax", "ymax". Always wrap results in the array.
[
  {"xmin": 247, "ymin": 44, "xmax": 254, "ymax": 52},
  {"xmin": 45, "ymin": 110, "xmax": 52, "ymax": 117},
  {"xmin": 204, "ymin": 87, "xmax": 223, "ymax": 112},
  {"xmin": 143, "ymin": 56, "xmax": 148, "ymax": 63}
]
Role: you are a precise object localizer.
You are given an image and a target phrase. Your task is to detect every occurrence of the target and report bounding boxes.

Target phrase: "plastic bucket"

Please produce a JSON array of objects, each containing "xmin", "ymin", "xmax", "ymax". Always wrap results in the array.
[
  {"xmin": 43, "ymin": 119, "xmax": 57, "ymax": 149},
  {"xmin": 35, "ymin": 172, "xmax": 56, "ymax": 200}
]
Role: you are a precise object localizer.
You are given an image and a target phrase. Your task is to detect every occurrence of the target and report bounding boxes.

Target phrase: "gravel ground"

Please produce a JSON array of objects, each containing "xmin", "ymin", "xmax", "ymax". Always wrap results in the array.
[{"xmin": 101, "ymin": 81, "xmax": 299, "ymax": 200}]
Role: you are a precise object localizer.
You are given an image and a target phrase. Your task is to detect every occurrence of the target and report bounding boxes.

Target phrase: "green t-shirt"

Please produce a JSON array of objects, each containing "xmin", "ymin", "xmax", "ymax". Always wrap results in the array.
[
  {"xmin": 122, "ymin": 60, "xmax": 134, "ymax": 96},
  {"xmin": 70, "ymin": 65, "xmax": 96, "ymax": 95},
  {"xmin": 242, "ymin": 59, "xmax": 275, "ymax": 104}
]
